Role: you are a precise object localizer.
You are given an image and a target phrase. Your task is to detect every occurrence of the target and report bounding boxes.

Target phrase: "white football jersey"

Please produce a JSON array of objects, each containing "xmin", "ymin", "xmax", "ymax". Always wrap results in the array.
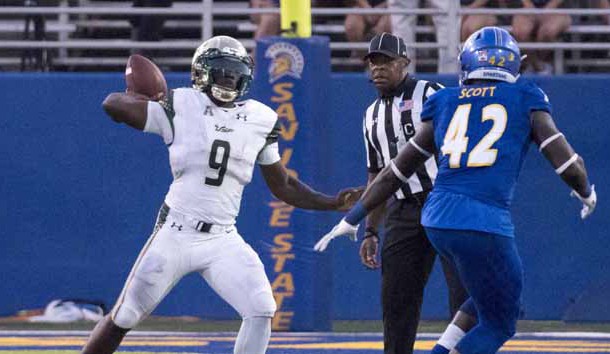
[{"xmin": 144, "ymin": 88, "xmax": 281, "ymax": 225}]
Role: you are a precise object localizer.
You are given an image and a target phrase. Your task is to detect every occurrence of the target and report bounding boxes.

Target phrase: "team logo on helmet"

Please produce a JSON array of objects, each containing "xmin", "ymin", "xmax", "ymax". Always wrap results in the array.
[
  {"xmin": 265, "ymin": 42, "xmax": 304, "ymax": 83},
  {"xmin": 477, "ymin": 50, "xmax": 488, "ymax": 62}
]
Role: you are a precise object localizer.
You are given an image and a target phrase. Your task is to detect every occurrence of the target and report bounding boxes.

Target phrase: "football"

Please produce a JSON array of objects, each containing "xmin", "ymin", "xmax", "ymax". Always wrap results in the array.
[{"xmin": 125, "ymin": 54, "xmax": 168, "ymax": 100}]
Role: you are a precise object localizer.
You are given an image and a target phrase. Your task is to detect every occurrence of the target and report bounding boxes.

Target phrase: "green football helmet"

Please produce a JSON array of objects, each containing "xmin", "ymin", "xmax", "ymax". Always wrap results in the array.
[{"xmin": 191, "ymin": 36, "xmax": 254, "ymax": 102}]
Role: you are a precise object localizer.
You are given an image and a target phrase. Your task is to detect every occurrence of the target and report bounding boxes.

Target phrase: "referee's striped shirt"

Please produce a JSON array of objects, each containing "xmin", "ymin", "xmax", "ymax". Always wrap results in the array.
[{"xmin": 363, "ymin": 77, "xmax": 443, "ymax": 199}]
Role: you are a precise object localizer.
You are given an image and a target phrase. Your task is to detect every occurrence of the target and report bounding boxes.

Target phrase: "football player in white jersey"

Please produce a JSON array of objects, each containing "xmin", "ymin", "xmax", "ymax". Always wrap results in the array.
[{"xmin": 81, "ymin": 36, "xmax": 362, "ymax": 354}]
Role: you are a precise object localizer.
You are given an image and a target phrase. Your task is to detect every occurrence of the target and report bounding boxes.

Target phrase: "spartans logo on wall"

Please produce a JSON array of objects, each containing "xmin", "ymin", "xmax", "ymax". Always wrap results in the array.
[{"xmin": 265, "ymin": 42, "xmax": 305, "ymax": 83}]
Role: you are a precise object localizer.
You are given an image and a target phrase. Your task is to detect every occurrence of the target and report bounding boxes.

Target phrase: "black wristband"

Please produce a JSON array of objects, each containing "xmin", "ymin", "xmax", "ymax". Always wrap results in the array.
[{"xmin": 364, "ymin": 227, "xmax": 379, "ymax": 240}]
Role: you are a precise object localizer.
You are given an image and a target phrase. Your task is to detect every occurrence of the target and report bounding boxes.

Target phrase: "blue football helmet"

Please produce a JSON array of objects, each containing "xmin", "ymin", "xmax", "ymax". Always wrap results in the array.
[{"xmin": 459, "ymin": 26, "xmax": 521, "ymax": 85}]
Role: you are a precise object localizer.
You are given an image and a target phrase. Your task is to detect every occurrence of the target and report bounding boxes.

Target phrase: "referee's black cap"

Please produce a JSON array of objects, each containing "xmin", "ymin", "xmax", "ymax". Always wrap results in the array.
[{"xmin": 364, "ymin": 32, "xmax": 409, "ymax": 60}]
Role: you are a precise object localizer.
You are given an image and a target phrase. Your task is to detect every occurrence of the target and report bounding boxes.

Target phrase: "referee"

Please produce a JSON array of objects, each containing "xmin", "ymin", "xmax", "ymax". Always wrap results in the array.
[{"xmin": 359, "ymin": 32, "xmax": 469, "ymax": 354}]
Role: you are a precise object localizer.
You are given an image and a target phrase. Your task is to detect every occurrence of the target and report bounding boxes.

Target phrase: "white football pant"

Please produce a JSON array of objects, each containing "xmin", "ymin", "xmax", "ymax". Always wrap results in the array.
[{"xmin": 110, "ymin": 211, "xmax": 277, "ymax": 330}]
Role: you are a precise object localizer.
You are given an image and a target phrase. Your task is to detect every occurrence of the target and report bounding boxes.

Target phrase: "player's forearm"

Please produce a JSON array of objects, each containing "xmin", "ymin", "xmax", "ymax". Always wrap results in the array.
[
  {"xmin": 559, "ymin": 156, "xmax": 591, "ymax": 197},
  {"xmin": 276, "ymin": 176, "xmax": 338, "ymax": 210},
  {"xmin": 345, "ymin": 127, "xmax": 434, "ymax": 226},
  {"xmin": 365, "ymin": 203, "xmax": 386, "ymax": 230},
  {"xmin": 373, "ymin": 123, "xmax": 435, "ymax": 207},
  {"xmin": 541, "ymin": 140, "xmax": 591, "ymax": 197},
  {"xmin": 102, "ymin": 92, "xmax": 127, "ymax": 122},
  {"xmin": 102, "ymin": 92, "xmax": 148, "ymax": 130},
  {"xmin": 362, "ymin": 166, "xmax": 405, "ymax": 212},
  {"xmin": 344, "ymin": 166, "xmax": 403, "ymax": 225},
  {"xmin": 532, "ymin": 111, "xmax": 592, "ymax": 197}
]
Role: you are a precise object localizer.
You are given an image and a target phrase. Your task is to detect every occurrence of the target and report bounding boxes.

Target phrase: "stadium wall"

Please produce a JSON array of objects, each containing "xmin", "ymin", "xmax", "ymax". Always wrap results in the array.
[{"xmin": 0, "ymin": 73, "xmax": 607, "ymax": 322}]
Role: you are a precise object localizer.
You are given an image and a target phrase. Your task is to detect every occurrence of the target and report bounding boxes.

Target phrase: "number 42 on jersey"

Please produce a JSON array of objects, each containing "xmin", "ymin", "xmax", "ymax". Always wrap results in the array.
[{"xmin": 442, "ymin": 103, "xmax": 508, "ymax": 168}]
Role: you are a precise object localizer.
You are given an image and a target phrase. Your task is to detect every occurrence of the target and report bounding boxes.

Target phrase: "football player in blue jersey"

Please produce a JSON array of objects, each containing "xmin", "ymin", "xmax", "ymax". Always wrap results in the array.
[{"xmin": 315, "ymin": 26, "xmax": 597, "ymax": 354}]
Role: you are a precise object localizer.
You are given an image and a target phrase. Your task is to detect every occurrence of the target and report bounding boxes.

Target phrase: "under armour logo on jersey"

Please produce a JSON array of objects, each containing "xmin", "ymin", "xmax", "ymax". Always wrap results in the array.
[
  {"xmin": 215, "ymin": 124, "xmax": 234, "ymax": 133},
  {"xmin": 170, "ymin": 222, "xmax": 183, "ymax": 231},
  {"xmin": 235, "ymin": 113, "xmax": 248, "ymax": 121},
  {"xmin": 204, "ymin": 106, "xmax": 214, "ymax": 116}
]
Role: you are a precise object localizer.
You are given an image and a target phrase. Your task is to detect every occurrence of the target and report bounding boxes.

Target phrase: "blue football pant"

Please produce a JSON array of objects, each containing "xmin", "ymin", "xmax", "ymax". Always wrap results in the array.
[{"xmin": 425, "ymin": 228, "xmax": 523, "ymax": 354}]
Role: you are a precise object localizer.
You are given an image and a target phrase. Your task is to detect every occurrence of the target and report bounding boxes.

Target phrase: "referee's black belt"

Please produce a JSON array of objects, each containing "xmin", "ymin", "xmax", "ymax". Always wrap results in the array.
[{"xmin": 160, "ymin": 203, "xmax": 214, "ymax": 232}]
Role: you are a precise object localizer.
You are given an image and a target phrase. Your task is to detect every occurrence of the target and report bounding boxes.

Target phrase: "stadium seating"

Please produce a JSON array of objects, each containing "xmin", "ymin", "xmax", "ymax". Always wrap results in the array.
[{"xmin": 0, "ymin": 0, "xmax": 608, "ymax": 73}]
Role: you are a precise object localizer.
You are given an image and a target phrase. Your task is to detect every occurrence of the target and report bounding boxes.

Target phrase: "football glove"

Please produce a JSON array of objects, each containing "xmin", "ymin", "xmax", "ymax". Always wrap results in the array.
[
  {"xmin": 313, "ymin": 219, "xmax": 359, "ymax": 252},
  {"xmin": 570, "ymin": 185, "xmax": 597, "ymax": 220}
]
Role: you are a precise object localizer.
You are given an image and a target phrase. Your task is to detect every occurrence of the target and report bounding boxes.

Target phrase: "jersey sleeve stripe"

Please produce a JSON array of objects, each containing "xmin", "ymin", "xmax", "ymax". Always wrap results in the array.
[
  {"xmin": 423, "ymin": 81, "xmax": 442, "ymax": 101},
  {"xmin": 265, "ymin": 119, "xmax": 281, "ymax": 146},
  {"xmin": 363, "ymin": 115, "xmax": 380, "ymax": 172},
  {"xmin": 159, "ymin": 89, "xmax": 176, "ymax": 146},
  {"xmin": 427, "ymin": 82, "xmax": 444, "ymax": 91},
  {"xmin": 369, "ymin": 99, "xmax": 385, "ymax": 172}
]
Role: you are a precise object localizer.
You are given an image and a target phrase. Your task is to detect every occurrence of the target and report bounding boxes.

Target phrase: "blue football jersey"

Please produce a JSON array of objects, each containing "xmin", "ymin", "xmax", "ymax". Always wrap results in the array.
[{"xmin": 420, "ymin": 79, "xmax": 552, "ymax": 237}]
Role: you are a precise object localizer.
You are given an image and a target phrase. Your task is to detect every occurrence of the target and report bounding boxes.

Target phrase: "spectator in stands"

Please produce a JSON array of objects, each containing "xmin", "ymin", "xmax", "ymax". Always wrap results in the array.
[
  {"xmin": 131, "ymin": 0, "xmax": 172, "ymax": 59},
  {"xmin": 595, "ymin": 0, "xmax": 610, "ymax": 25},
  {"xmin": 461, "ymin": 0, "xmax": 499, "ymax": 41},
  {"xmin": 250, "ymin": 0, "xmax": 280, "ymax": 39},
  {"xmin": 388, "ymin": 0, "xmax": 459, "ymax": 73},
  {"xmin": 511, "ymin": 0, "xmax": 572, "ymax": 74},
  {"xmin": 344, "ymin": 0, "xmax": 391, "ymax": 59},
  {"xmin": 20, "ymin": 0, "xmax": 58, "ymax": 71}
]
